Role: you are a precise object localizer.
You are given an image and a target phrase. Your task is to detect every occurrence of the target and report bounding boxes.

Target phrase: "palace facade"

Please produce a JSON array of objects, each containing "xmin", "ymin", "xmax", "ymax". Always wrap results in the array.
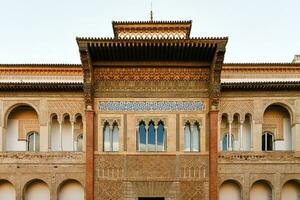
[{"xmin": 0, "ymin": 20, "xmax": 299, "ymax": 200}]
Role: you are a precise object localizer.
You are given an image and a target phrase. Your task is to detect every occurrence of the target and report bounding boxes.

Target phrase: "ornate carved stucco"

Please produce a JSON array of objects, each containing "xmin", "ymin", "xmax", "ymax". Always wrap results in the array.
[
  {"xmin": 94, "ymin": 67, "xmax": 209, "ymax": 81},
  {"xmin": 100, "ymin": 118, "xmax": 122, "ymax": 127},
  {"xmin": 48, "ymin": 100, "xmax": 84, "ymax": 121},
  {"xmin": 94, "ymin": 67, "xmax": 210, "ymax": 98},
  {"xmin": 18, "ymin": 119, "xmax": 39, "ymax": 140},
  {"xmin": 220, "ymin": 100, "xmax": 254, "ymax": 120}
]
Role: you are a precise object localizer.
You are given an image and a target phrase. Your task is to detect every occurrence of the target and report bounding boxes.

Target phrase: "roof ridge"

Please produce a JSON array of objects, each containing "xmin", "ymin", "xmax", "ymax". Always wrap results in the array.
[
  {"xmin": 0, "ymin": 64, "xmax": 81, "ymax": 67},
  {"xmin": 76, "ymin": 36, "xmax": 228, "ymax": 41},
  {"xmin": 112, "ymin": 20, "xmax": 192, "ymax": 24},
  {"xmin": 224, "ymin": 62, "xmax": 299, "ymax": 65}
]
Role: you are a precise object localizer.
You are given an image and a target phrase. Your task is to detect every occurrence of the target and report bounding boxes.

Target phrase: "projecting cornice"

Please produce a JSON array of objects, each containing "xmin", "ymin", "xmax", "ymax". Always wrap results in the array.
[
  {"xmin": 221, "ymin": 81, "xmax": 300, "ymax": 90},
  {"xmin": 76, "ymin": 37, "xmax": 228, "ymax": 62},
  {"xmin": 0, "ymin": 82, "xmax": 83, "ymax": 91}
]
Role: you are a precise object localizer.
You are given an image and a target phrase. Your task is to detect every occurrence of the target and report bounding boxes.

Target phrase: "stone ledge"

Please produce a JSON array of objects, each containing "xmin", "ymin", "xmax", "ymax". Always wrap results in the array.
[
  {"xmin": 218, "ymin": 151, "xmax": 300, "ymax": 163},
  {"xmin": 0, "ymin": 151, "xmax": 85, "ymax": 164}
]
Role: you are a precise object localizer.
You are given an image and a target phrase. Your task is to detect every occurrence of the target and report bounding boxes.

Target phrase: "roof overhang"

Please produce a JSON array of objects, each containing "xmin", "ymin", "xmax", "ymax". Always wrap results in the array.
[
  {"xmin": 0, "ymin": 82, "xmax": 83, "ymax": 91},
  {"xmin": 76, "ymin": 38, "xmax": 228, "ymax": 63},
  {"xmin": 221, "ymin": 81, "xmax": 300, "ymax": 91}
]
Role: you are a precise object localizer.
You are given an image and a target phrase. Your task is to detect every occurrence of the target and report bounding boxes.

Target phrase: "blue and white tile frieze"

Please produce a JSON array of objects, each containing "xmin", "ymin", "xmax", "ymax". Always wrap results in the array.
[{"xmin": 99, "ymin": 101, "xmax": 205, "ymax": 111}]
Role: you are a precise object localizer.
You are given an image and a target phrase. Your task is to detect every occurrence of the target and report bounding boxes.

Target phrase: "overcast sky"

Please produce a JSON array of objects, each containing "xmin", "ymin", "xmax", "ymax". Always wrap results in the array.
[{"xmin": 0, "ymin": 0, "xmax": 299, "ymax": 64}]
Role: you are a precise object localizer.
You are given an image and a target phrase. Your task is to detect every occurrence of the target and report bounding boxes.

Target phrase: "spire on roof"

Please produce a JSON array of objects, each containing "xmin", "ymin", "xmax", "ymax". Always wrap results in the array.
[{"xmin": 150, "ymin": 2, "xmax": 153, "ymax": 22}]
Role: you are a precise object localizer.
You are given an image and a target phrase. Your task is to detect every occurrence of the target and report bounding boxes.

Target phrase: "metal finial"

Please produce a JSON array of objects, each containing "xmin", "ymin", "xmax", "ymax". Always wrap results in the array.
[{"xmin": 150, "ymin": 2, "xmax": 153, "ymax": 21}]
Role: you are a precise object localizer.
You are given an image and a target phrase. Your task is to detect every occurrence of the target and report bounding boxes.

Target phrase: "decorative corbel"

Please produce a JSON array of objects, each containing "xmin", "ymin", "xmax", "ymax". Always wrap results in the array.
[
  {"xmin": 209, "ymin": 47, "xmax": 226, "ymax": 110},
  {"xmin": 79, "ymin": 48, "xmax": 94, "ymax": 109}
]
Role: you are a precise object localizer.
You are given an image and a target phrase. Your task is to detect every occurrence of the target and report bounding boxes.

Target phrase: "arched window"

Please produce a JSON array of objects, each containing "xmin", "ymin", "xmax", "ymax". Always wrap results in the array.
[
  {"xmin": 262, "ymin": 132, "xmax": 274, "ymax": 151},
  {"xmin": 103, "ymin": 121, "xmax": 119, "ymax": 152},
  {"xmin": 103, "ymin": 122, "xmax": 111, "ymax": 151},
  {"xmin": 157, "ymin": 120, "xmax": 165, "ymax": 151},
  {"xmin": 184, "ymin": 121, "xmax": 200, "ymax": 152},
  {"xmin": 147, "ymin": 121, "xmax": 155, "ymax": 151},
  {"xmin": 138, "ymin": 120, "xmax": 166, "ymax": 152},
  {"xmin": 27, "ymin": 132, "xmax": 40, "ymax": 152},
  {"xmin": 222, "ymin": 133, "xmax": 233, "ymax": 151},
  {"xmin": 138, "ymin": 121, "xmax": 146, "ymax": 151},
  {"xmin": 76, "ymin": 134, "xmax": 83, "ymax": 152},
  {"xmin": 112, "ymin": 122, "xmax": 119, "ymax": 151}
]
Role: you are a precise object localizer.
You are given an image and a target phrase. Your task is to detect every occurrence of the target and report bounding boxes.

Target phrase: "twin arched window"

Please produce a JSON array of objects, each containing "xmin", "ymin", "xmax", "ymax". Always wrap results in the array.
[
  {"xmin": 184, "ymin": 121, "xmax": 200, "ymax": 152},
  {"xmin": 27, "ymin": 132, "xmax": 40, "ymax": 152},
  {"xmin": 103, "ymin": 121, "xmax": 119, "ymax": 152},
  {"xmin": 138, "ymin": 120, "xmax": 165, "ymax": 151}
]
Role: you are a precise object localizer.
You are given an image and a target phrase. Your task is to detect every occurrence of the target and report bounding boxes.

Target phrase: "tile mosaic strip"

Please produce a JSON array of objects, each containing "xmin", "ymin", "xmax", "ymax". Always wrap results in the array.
[{"xmin": 99, "ymin": 101, "xmax": 204, "ymax": 111}]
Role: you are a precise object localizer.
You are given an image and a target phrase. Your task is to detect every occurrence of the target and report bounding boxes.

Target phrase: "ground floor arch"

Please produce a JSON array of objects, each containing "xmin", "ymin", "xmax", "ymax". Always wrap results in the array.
[
  {"xmin": 219, "ymin": 180, "xmax": 241, "ymax": 200},
  {"xmin": 24, "ymin": 179, "xmax": 50, "ymax": 200},
  {"xmin": 250, "ymin": 180, "xmax": 272, "ymax": 200},
  {"xmin": 58, "ymin": 179, "xmax": 84, "ymax": 200},
  {"xmin": 0, "ymin": 180, "xmax": 16, "ymax": 200},
  {"xmin": 281, "ymin": 180, "xmax": 300, "ymax": 200}
]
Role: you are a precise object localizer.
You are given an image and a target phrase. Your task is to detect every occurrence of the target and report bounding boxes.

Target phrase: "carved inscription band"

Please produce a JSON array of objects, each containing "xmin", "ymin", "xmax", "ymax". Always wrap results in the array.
[{"xmin": 99, "ymin": 101, "xmax": 205, "ymax": 111}]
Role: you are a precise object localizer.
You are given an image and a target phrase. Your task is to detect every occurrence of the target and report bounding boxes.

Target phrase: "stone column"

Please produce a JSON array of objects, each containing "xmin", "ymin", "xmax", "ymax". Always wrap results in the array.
[
  {"xmin": 239, "ymin": 119, "xmax": 244, "ymax": 151},
  {"xmin": 155, "ymin": 125, "xmax": 158, "ymax": 151},
  {"xmin": 209, "ymin": 110, "xmax": 219, "ymax": 200},
  {"xmin": 145, "ymin": 125, "xmax": 148, "ymax": 151},
  {"xmin": 86, "ymin": 106, "xmax": 94, "ymax": 200},
  {"xmin": 59, "ymin": 120, "xmax": 63, "ymax": 151},
  {"xmin": 48, "ymin": 120, "xmax": 51, "ymax": 151},
  {"xmin": 0, "ymin": 126, "xmax": 4, "ymax": 151},
  {"xmin": 250, "ymin": 119, "xmax": 254, "ymax": 151},
  {"xmin": 82, "ymin": 117, "xmax": 86, "ymax": 152},
  {"xmin": 71, "ymin": 120, "xmax": 75, "ymax": 151},
  {"xmin": 228, "ymin": 119, "xmax": 233, "ymax": 151}
]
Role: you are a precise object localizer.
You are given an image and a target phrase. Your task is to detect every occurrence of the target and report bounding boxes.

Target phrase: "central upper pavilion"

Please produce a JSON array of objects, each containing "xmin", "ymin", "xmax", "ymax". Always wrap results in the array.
[{"xmin": 112, "ymin": 20, "xmax": 192, "ymax": 39}]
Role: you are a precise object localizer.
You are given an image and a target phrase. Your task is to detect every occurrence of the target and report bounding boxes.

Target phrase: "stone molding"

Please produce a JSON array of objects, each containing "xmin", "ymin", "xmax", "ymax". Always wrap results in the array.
[
  {"xmin": 218, "ymin": 151, "xmax": 299, "ymax": 163},
  {"xmin": 0, "ymin": 152, "xmax": 85, "ymax": 164}
]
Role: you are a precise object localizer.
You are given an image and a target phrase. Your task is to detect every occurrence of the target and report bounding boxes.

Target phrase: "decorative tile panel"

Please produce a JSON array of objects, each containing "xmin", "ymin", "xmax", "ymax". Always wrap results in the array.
[{"xmin": 99, "ymin": 101, "xmax": 205, "ymax": 111}]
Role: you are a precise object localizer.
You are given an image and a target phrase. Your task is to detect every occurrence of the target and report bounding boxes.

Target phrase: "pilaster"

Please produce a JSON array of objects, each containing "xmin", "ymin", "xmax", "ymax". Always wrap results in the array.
[
  {"xmin": 209, "ymin": 110, "xmax": 219, "ymax": 200},
  {"xmin": 86, "ymin": 107, "xmax": 94, "ymax": 200},
  {"xmin": 39, "ymin": 125, "xmax": 49, "ymax": 151},
  {"xmin": 252, "ymin": 122, "xmax": 262, "ymax": 151}
]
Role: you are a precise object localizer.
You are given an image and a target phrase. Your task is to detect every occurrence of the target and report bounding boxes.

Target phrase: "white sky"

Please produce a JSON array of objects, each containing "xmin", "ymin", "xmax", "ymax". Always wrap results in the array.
[{"xmin": 0, "ymin": 0, "xmax": 299, "ymax": 64}]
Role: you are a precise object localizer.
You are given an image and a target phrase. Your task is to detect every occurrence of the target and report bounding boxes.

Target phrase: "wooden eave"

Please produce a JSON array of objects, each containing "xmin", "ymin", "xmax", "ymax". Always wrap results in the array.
[
  {"xmin": 221, "ymin": 81, "xmax": 300, "ymax": 91},
  {"xmin": 76, "ymin": 38, "xmax": 228, "ymax": 62},
  {"xmin": 0, "ymin": 82, "xmax": 83, "ymax": 91}
]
